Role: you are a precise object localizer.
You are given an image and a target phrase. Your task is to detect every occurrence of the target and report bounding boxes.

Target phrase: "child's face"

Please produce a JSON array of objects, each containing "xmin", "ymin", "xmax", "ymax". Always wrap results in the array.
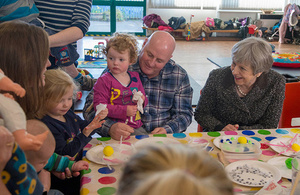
[
  {"xmin": 30, "ymin": 155, "xmax": 51, "ymax": 172},
  {"xmin": 29, "ymin": 147, "xmax": 54, "ymax": 172},
  {"xmin": 47, "ymin": 87, "xmax": 73, "ymax": 117},
  {"xmin": 107, "ymin": 48, "xmax": 131, "ymax": 76}
]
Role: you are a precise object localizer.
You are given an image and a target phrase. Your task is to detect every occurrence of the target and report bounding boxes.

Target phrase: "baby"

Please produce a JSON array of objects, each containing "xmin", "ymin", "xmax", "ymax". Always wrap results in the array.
[
  {"xmin": 24, "ymin": 119, "xmax": 89, "ymax": 193},
  {"xmin": 0, "ymin": 69, "xmax": 48, "ymax": 151}
]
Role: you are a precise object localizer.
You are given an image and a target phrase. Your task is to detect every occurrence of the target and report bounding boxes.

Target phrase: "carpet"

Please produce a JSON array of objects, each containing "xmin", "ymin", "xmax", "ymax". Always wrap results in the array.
[
  {"xmin": 74, "ymin": 74, "xmax": 201, "ymax": 111},
  {"xmin": 206, "ymin": 57, "xmax": 300, "ymax": 77},
  {"xmin": 77, "ymin": 59, "xmax": 107, "ymax": 69}
]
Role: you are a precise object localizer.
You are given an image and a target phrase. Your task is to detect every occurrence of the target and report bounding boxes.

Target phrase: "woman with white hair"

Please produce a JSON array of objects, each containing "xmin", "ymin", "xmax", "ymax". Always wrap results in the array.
[{"xmin": 195, "ymin": 37, "xmax": 286, "ymax": 132}]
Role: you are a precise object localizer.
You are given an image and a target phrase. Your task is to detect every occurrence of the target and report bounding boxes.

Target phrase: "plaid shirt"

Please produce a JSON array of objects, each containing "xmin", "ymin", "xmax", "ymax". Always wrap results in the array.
[{"xmin": 83, "ymin": 59, "xmax": 193, "ymax": 136}]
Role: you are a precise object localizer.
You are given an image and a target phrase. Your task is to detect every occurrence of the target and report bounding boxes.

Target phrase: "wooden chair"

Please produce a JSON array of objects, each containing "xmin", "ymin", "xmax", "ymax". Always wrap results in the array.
[
  {"xmin": 278, "ymin": 82, "xmax": 300, "ymax": 128},
  {"xmin": 197, "ymin": 124, "xmax": 203, "ymax": 132}
]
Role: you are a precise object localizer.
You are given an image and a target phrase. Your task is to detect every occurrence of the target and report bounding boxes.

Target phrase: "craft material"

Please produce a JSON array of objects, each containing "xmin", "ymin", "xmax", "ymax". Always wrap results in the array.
[{"xmin": 103, "ymin": 146, "xmax": 114, "ymax": 157}]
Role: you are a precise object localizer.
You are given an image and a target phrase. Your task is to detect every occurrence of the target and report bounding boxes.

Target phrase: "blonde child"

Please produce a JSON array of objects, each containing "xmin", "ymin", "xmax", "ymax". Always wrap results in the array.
[
  {"xmin": 118, "ymin": 144, "xmax": 233, "ymax": 195},
  {"xmin": 93, "ymin": 33, "xmax": 148, "ymax": 135},
  {"xmin": 25, "ymin": 119, "xmax": 89, "ymax": 194},
  {"xmin": 41, "ymin": 69, "xmax": 108, "ymax": 159}
]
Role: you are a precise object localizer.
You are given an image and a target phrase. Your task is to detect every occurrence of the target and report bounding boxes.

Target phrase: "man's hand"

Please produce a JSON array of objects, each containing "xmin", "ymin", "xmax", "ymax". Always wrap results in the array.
[
  {"xmin": 109, "ymin": 122, "xmax": 134, "ymax": 140},
  {"xmin": 151, "ymin": 127, "xmax": 167, "ymax": 134}
]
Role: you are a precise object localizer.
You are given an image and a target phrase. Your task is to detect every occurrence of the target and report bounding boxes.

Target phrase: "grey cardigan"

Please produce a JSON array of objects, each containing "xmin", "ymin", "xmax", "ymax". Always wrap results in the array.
[{"xmin": 194, "ymin": 66, "xmax": 286, "ymax": 131}]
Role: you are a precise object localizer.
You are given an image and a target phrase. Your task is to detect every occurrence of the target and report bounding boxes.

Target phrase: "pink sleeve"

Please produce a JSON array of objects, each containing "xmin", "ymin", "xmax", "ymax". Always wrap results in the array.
[{"xmin": 93, "ymin": 75, "xmax": 127, "ymax": 120}]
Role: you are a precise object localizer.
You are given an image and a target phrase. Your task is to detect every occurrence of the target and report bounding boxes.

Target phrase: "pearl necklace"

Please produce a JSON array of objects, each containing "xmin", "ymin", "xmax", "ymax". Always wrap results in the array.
[{"xmin": 236, "ymin": 85, "xmax": 247, "ymax": 96}]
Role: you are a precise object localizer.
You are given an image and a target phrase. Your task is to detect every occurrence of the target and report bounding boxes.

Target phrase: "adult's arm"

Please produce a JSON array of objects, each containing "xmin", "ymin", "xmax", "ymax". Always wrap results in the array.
[
  {"xmin": 194, "ymin": 70, "xmax": 225, "ymax": 131},
  {"xmin": 163, "ymin": 73, "xmax": 193, "ymax": 133},
  {"xmin": 43, "ymin": 0, "xmax": 92, "ymax": 47},
  {"xmin": 49, "ymin": 27, "xmax": 83, "ymax": 48}
]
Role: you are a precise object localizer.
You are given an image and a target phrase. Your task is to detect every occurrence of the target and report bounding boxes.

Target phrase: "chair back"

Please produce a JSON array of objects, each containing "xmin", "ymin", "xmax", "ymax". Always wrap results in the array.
[{"xmin": 278, "ymin": 82, "xmax": 300, "ymax": 128}]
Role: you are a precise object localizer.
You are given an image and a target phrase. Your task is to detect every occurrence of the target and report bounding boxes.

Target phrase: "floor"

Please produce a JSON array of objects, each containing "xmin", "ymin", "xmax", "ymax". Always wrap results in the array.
[{"xmin": 77, "ymin": 36, "xmax": 300, "ymax": 133}]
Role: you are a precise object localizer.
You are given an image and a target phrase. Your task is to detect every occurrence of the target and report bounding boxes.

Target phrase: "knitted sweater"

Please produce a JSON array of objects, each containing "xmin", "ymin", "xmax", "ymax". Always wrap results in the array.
[{"xmin": 194, "ymin": 66, "xmax": 285, "ymax": 131}]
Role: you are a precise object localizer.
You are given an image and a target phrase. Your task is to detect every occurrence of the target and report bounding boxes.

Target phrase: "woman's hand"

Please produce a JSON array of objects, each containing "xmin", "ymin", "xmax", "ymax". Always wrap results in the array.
[{"xmin": 221, "ymin": 124, "xmax": 239, "ymax": 131}]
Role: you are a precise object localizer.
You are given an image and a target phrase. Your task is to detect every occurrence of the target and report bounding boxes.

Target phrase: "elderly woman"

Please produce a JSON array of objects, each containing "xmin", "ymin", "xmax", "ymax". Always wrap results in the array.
[{"xmin": 195, "ymin": 37, "xmax": 285, "ymax": 132}]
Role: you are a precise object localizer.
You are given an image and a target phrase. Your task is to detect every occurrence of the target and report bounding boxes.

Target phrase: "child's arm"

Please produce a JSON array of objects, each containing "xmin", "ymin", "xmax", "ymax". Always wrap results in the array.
[
  {"xmin": 0, "ymin": 71, "xmax": 25, "ymax": 97},
  {"xmin": 93, "ymin": 75, "xmax": 128, "ymax": 120},
  {"xmin": 71, "ymin": 160, "xmax": 89, "ymax": 172},
  {"xmin": 82, "ymin": 108, "xmax": 108, "ymax": 137}
]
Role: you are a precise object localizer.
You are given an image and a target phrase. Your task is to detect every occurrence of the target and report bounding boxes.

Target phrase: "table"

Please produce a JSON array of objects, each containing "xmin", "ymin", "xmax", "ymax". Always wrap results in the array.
[
  {"xmin": 207, "ymin": 57, "xmax": 300, "ymax": 77},
  {"xmin": 80, "ymin": 128, "xmax": 299, "ymax": 195}
]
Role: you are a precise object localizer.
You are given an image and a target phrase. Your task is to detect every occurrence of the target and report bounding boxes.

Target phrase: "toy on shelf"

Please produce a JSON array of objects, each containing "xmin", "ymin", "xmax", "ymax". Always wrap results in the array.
[
  {"xmin": 0, "ymin": 69, "xmax": 48, "ymax": 151},
  {"xmin": 84, "ymin": 42, "xmax": 105, "ymax": 61}
]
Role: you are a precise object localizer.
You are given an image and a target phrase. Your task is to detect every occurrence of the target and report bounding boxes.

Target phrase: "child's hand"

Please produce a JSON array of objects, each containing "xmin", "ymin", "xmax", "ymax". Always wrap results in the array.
[
  {"xmin": 3, "ymin": 93, "xmax": 14, "ymax": 100},
  {"xmin": 98, "ymin": 108, "xmax": 108, "ymax": 120},
  {"xmin": 83, "ymin": 111, "xmax": 107, "ymax": 136},
  {"xmin": 71, "ymin": 160, "xmax": 89, "ymax": 172},
  {"xmin": 13, "ymin": 83, "xmax": 26, "ymax": 97},
  {"xmin": 127, "ymin": 105, "xmax": 137, "ymax": 117}
]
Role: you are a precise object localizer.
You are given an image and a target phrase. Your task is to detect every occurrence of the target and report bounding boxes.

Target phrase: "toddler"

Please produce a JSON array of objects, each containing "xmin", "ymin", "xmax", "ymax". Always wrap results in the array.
[
  {"xmin": 93, "ymin": 33, "xmax": 148, "ymax": 135},
  {"xmin": 41, "ymin": 69, "xmax": 108, "ymax": 159}
]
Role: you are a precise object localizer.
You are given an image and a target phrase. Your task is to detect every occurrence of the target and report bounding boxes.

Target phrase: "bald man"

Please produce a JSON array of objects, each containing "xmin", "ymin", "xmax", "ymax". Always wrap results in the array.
[{"xmin": 83, "ymin": 31, "xmax": 193, "ymax": 140}]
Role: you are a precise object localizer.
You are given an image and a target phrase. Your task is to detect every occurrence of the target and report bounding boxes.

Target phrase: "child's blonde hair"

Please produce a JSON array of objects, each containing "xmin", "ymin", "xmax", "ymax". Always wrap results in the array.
[
  {"xmin": 103, "ymin": 32, "xmax": 139, "ymax": 64},
  {"xmin": 118, "ymin": 144, "xmax": 233, "ymax": 195},
  {"xmin": 42, "ymin": 69, "xmax": 78, "ymax": 116}
]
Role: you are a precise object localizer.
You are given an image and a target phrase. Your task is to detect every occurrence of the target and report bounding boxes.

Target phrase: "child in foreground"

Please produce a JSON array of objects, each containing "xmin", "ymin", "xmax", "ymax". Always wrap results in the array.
[
  {"xmin": 24, "ymin": 119, "xmax": 89, "ymax": 195},
  {"xmin": 41, "ymin": 69, "xmax": 108, "ymax": 159},
  {"xmin": 118, "ymin": 144, "xmax": 233, "ymax": 195},
  {"xmin": 93, "ymin": 33, "xmax": 148, "ymax": 135}
]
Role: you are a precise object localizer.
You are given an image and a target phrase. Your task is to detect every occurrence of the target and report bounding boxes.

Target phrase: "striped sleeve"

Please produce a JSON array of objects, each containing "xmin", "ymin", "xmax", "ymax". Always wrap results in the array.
[{"xmin": 35, "ymin": 0, "xmax": 92, "ymax": 35}]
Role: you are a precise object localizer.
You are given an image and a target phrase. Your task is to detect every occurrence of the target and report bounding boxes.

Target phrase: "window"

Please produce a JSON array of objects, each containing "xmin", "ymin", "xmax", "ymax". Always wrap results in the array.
[{"xmin": 88, "ymin": 0, "xmax": 146, "ymax": 36}]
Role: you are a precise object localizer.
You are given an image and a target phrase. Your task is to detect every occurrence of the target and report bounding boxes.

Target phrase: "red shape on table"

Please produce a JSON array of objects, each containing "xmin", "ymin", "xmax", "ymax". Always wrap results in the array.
[
  {"xmin": 84, "ymin": 143, "xmax": 92, "ymax": 149},
  {"xmin": 260, "ymin": 143, "xmax": 270, "ymax": 149},
  {"xmin": 122, "ymin": 142, "xmax": 131, "ymax": 146},
  {"xmin": 224, "ymin": 131, "xmax": 238, "ymax": 135},
  {"xmin": 124, "ymin": 136, "xmax": 130, "ymax": 140},
  {"xmin": 233, "ymin": 188, "xmax": 243, "ymax": 192},
  {"xmin": 98, "ymin": 176, "xmax": 117, "ymax": 184},
  {"xmin": 262, "ymin": 150, "xmax": 277, "ymax": 156},
  {"xmin": 193, "ymin": 138, "xmax": 208, "ymax": 144},
  {"xmin": 81, "ymin": 177, "xmax": 91, "ymax": 185}
]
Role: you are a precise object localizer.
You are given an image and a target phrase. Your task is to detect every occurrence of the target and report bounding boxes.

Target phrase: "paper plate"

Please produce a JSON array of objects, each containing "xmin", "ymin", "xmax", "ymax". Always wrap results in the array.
[
  {"xmin": 213, "ymin": 135, "xmax": 261, "ymax": 149},
  {"xmin": 86, "ymin": 143, "xmax": 133, "ymax": 165},
  {"xmin": 134, "ymin": 137, "xmax": 181, "ymax": 149},
  {"xmin": 269, "ymin": 137, "xmax": 300, "ymax": 157},
  {"xmin": 225, "ymin": 160, "xmax": 281, "ymax": 187},
  {"xmin": 267, "ymin": 157, "xmax": 292, "ymax": 179}
]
